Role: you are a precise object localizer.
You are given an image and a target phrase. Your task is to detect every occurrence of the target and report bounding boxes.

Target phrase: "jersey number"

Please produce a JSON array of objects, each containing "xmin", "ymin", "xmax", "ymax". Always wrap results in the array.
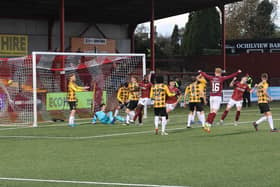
[{"xmin": 212, "ymin": 82, "xmax": 220, "ymax": 92}]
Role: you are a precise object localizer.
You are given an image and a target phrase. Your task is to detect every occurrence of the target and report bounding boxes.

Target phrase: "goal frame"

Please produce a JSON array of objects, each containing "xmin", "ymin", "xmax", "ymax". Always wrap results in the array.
[{"xmin": 32, "ymin": 51, "xmax": 146, "ymax": 127}]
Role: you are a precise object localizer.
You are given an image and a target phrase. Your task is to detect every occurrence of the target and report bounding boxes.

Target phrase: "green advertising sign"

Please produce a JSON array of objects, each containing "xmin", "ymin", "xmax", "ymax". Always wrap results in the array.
[{"xmin": 46, "ymin": 91, "xmax": 107, "ymax": 111}]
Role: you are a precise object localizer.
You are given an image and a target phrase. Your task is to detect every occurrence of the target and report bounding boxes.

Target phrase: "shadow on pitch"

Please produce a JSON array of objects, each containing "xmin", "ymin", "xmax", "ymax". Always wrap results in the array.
[{"xmin": 207, "ymin": 130, "xmax": 255, "ymax": 137}]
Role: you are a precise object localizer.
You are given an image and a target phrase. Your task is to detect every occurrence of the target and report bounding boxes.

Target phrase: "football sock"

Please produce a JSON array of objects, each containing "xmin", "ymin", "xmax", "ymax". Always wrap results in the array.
[
  {"xmin": 69, "ymin": 116, "xmax": 74, "ymax": 125},
  {"xmin": 138, "ymin": 110, "xmax": 143, "ymax": 123},
  {"xmin": 154, "ymin": 116, "xmax": 159, "ymax": 129},
  {"xmin": 235, "ymin": 111, "xmax": 241, "ymax": 121},
  {"xmin": 221, "ymin": 110, "xmax": 229, "ymax": 120},
  {"xmin": 191, "ymin": 113, "xmax": 195, "ymax": 122},
  {"xmin": 161, "ymin": 116, "xmax": 167, "ymax": 132},
  {"xmin": 267, "ymin": 116, "xmax": 274, "ymax": 129},
  {"xmin": 256, "ymin": 116, "xmax": 267, "ymax": 125},
  {"xmin": 197, "ymin": 112, "xmax": 205, "ymax": 126},
  {"xmin": 207, "ymin": 112, "xmax": 216, "ymax": 124},
  {"xmin": 129, "ymin": 111, "xmax": 135, "ymax": 121},
  {"xmin": 114, "ymin": 109, "xmax": 119, "ymax": 117},
  {"xmin": 133, "ymin": 108, "xmax": 139, "ymax": 121},
  {"xmin": 187, "ymin": 114, "xmax": 192, "ymax": 126},
  {"xmin": 126, "ymin": 114, "xmax": 130, "ymax": 123}
]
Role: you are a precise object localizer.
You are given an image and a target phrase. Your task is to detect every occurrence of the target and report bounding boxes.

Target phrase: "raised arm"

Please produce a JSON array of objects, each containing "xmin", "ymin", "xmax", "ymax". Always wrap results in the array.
[
  {"xmin": 229, "ymin": 77, "xmax": 237, "ymax": 87},
  {"xmin": 200, "ymin": 71, "xmax": 213, "ymax": 80},
  {"xmin": 222, "ymin": 70, "xmax": 242, "ymax": 81}
]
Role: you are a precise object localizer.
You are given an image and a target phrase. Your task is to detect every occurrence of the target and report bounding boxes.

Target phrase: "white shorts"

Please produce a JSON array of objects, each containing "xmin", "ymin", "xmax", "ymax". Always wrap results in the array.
[
  {"xmin": 138, "ymin": 98, "xmax": 152, "ymax": 106},
  {"xmin": 166, "ymin": 103, "xmax": 176, "ymax": 111},
  {"xmin": 227, "ymin": 99, "xmax": 243, "ymax": 108},
  {"xmin": 210, "ymin": 96, "xmax": 222, "ymax": 111}
]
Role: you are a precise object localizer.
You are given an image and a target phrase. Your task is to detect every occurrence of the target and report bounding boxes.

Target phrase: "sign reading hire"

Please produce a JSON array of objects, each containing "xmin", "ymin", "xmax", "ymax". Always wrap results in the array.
[
  {"xmin": 0, "ymin": 34, "xmax": 28, "ymax": 56},
  {"xmin": 46, "ymin": 91, "xmax": 107, "ymax": 111}
]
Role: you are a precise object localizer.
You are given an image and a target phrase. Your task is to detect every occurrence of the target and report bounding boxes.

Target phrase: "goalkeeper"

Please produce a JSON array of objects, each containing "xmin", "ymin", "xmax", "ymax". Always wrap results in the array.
[{"xmin": 92, "ymin": 104, "xmax": 125, "ymax": 125}]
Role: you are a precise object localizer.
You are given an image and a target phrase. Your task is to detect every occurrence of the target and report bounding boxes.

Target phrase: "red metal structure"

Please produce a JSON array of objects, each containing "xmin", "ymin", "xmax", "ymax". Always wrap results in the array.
[
  {"xmin": 150, "ymin": 0, "xmax": 155, "ymax": 71},
  {"xmin": 0, "ymin": 0, "xmax": 242, "ymax": 72}
]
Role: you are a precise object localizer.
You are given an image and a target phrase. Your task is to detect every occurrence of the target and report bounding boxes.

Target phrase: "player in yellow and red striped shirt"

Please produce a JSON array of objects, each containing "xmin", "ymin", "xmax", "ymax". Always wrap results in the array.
[
  {"xmin": 67, "ymin": 74, "xmax": 89, "ymax": 127},
  {"xmin": 252, "ymin": 73, "xmax": 278, "ymax": 132},
  {"xmin": 150, "ymin": 76, "xmax": 175, "ymax": 135}
]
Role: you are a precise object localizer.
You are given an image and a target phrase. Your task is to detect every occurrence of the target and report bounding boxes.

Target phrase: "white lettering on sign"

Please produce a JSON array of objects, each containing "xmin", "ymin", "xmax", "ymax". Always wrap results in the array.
[
  {"xmin": 84, "ymin": 38, "xmax": 107, "ymax": 45},
  {"xmin": 236, "ymin": 42, "xmax": 280, "ymax": 49}
]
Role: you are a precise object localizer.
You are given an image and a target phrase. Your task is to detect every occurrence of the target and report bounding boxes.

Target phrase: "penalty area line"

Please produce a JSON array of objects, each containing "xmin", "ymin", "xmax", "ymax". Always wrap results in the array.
[{"xmin": 0, "ymin": 177, "xmax": 190, "ymax": 187}]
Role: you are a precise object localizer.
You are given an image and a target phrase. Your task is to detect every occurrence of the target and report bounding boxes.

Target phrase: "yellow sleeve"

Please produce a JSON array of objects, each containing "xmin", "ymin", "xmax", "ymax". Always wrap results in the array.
[
  {"xmin": 150, "ymin": 87, "xmax": 154, "ymax": 99},
  {"xmin": 117, "ymin": 88, "xmax": 123, "ymax": 103},
  {"xmin": 184, "ymin": 86, "xmax": 189, "ymax": 96},
  {"xmin": 164, "ymin": 85, "xmax": 175, "ymax": 97},
  {"xmin": 70, "ymin": 82, "xmax": 84, "ymax": 92}
]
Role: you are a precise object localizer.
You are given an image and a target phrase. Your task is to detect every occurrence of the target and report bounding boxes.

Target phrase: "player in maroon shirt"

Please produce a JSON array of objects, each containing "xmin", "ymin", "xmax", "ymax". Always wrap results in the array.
[
  {"xmin": 199, "ymin": 68, "xmax": 241, "ymax": 132},
  {"xmin": 220, "ymin": 76, "xmax": 250, "ymax": 126},
  {"xmin": 133, "ymin": 73, "xmax": 153, "ymax": 125},
  {"xmin": 166, "ymin": 80, "xmax": 182, "ymax": 118}
]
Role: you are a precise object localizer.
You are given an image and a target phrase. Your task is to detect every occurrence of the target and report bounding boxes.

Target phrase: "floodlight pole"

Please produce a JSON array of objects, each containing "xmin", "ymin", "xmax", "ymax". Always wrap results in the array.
[
  {"xmin": 220, "ymin": 4, "xmax": 226, "ymax": 71},
  {"xmin": 150, "ymin": 0, "xmax": 155, "ymax": 71}
]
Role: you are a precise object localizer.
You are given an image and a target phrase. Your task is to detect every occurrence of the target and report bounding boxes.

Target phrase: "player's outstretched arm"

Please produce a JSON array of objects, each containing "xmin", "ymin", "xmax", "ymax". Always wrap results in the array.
[
  {"xmin": 250, "ymin": 84, "xmax": 258, "ymax": 93},
  {"xmin": 222, "ymin": 69, "xmax": 242, "ymax": 81},
  {"xmin": 199, "ymin": 70, "xmax": 213, "ymax": 80}
]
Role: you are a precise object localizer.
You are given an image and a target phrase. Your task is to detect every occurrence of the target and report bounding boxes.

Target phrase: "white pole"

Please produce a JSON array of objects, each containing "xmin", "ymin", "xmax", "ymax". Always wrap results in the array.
[
  {"xmin": 32, "ymin": 53, "xmax": 38, "ymax": 127},
  {"xmin": 142, "ymin": 55, "xmax": 148, "ymax": 119}
]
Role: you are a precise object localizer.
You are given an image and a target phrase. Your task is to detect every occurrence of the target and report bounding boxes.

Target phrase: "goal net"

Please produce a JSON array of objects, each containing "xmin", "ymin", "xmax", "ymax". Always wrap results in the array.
[{"xmin": 0, "ymin": 52, "xmax": 146, "ymax": 126}]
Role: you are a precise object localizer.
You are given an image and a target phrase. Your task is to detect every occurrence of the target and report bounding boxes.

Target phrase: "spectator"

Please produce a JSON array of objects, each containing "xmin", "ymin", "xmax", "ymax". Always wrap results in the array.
[
  {"xmin": 243, "ymin": 74, "xmax": 253, "ymax": 107},
  {"xmin": 175, "ymin": 77, "xmax": 182, "ymax": 89}
]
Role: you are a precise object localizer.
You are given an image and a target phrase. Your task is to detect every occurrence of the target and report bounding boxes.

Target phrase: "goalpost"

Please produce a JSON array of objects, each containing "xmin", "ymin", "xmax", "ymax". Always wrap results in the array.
[{"xmin": 0, "ymin": 52, "xmax": 146, "ymax": 126}]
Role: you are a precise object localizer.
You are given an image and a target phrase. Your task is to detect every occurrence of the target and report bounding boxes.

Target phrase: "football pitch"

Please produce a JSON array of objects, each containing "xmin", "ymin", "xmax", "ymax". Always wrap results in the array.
[{"xmin": 0, "ymin": 103, "xmax": 280, "ymax": 187}]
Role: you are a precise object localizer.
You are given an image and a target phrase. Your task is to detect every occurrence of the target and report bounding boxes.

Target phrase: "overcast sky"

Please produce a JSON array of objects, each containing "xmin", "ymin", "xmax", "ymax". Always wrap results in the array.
[{"xmin": 143, "ymin": 1, "xmax": 280, "ymax": 36}]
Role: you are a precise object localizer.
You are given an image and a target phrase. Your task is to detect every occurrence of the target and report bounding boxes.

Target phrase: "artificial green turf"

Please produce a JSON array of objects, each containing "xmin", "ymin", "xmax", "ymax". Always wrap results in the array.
[{"xmin": 0, "ymin": 103, "xmax": 279, "ymax": 187}]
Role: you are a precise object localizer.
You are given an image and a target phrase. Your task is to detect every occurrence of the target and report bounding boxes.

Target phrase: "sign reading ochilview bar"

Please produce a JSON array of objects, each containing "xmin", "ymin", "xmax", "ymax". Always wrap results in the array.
[{"xmin": 226, "ymin": 38, "xmax": 280, "ymax": 54}]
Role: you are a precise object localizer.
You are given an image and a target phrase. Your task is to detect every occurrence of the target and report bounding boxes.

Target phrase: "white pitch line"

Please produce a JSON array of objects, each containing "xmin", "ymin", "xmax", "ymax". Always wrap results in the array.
[
  {"xmin": 0, "ymin": 128, "xmax": 182, "ymax": 140},
  {"xmin": 0, "ymin": 119, "xmax": 279, "ymax": 140},
  {"xmin": 0, "ymin": 177, "xmax": 190, "ymax": 187},
  {"xmin": 0, "ymin": 126, "xmax": 32, "ymax": 131}
]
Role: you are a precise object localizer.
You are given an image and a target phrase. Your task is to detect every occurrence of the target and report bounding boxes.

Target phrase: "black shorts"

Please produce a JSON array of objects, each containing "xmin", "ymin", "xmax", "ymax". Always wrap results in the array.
[
  {"xmin": 68, "ymin": 101, "xmax": 77, "ymax": 110},
  {"xmin": 127, "ymin": 100, "xmax": 138, "ymax": 110},
  {"xmin": 189, "ymin": 102, "xmax": 203, "ymax": 112},
  {"xmin": 200, "ymin": 97, "xmax": 204, "ymax": 105},
  {"xmin": 154, "ymin": 107, "xmax": 167, "ymax": 117},
  {"xmin": 258, "ymin": 103, "xmax": 270, "ymax": 113}
]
